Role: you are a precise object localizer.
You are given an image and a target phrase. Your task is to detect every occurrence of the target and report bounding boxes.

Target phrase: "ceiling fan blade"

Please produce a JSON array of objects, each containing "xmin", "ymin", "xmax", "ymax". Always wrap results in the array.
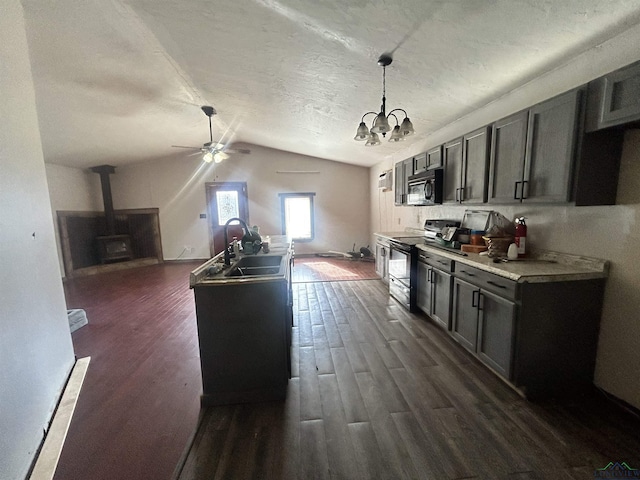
[
  {"xmin": 171, "ymin": 145, "xmax": 202, "ymax": 150},
  {"xmin": 225, "ymin": 148, "xmax": 251, "ymax": 154}
]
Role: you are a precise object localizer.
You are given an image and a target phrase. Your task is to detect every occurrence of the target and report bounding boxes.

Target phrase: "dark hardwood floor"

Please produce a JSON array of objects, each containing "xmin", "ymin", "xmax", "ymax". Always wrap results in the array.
[
  {"xmin": 57, "ymin": 261, "xmax": 640, "ymax": 480},
  {"xmin": 57, "ymin": 262, "xmax": 204, "ymax": 480},
  {"xmin": 177, "ymin": 280, "xmax": 640, "ymax": 480}
]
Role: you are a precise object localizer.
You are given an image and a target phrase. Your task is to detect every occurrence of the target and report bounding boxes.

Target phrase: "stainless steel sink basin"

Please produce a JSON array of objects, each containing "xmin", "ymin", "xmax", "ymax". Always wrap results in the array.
[{"xmin": 225, "ymin": 255, "xmax": 284, "ymax": 277}]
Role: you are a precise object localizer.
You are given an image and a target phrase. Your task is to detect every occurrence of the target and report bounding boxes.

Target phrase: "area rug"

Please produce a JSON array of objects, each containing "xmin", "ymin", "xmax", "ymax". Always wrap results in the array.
[{"xmin": 292, "ymin": 256, "xmax": 378, "ymax": 283}]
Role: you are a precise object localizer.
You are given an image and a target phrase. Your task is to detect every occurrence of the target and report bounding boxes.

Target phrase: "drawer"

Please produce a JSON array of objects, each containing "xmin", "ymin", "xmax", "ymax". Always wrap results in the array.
[
  {"xmin": 455, "ymin": 264, "xmax": 517, "ymax": 300},
  {"xmin": 418, "ymin": 251, "xmax": 454, "ymax": 272}
]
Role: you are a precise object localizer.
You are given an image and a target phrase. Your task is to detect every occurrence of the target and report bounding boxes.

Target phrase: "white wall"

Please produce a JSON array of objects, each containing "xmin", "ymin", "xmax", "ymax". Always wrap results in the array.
[
  {"xmin": 369, "ymin": 25, "xmax": 640, "ymax": 410},
  {"xmin": 45, "ymin": 163, "xmax": 101, "ymax": 276},
  {"xmin": 0, "ymin": 2, "xmax": 75, "ymax": 478},
  {"xmin": 110, "ymin": 144, "xmax": 370, "ymax": 259}
]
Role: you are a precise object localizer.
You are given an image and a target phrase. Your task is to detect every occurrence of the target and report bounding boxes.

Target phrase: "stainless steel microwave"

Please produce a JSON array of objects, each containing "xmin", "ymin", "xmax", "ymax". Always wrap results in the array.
[{"xmin": 406, "ymin": 169, "xmax": 443, "ymax": 205}]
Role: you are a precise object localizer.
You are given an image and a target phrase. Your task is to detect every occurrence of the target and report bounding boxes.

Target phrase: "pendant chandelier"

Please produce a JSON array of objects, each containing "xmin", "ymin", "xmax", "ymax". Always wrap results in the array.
[{"xmin": 354, "ymin": 54, "xmax": 414, "ymax": 146}]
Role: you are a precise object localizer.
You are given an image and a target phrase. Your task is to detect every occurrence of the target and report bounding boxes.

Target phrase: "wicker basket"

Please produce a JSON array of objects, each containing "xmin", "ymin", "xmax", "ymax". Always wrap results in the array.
[{"xmin": 482, "ymin": 236, "xmax": 514, "ymax": 257}]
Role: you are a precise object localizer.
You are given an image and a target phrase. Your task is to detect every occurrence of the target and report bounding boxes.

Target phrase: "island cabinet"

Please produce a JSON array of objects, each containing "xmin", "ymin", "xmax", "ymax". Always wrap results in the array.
[
  {"xmin": 190, "ymin": 245, "xmax": 293, "ymax": 406},
  {"xmin": 450, "ymin": 262, "xmax": 605, "ymax": 399},
  {"xmin": 416, "ymin": 251, "xmax": 453, "ymax": 329}
]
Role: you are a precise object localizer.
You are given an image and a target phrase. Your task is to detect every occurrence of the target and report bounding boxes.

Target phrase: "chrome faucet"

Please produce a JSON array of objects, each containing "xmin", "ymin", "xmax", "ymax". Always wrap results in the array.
[{"xmin": 223, "ymin": 217, "xmax": 250, "ymax": 266}]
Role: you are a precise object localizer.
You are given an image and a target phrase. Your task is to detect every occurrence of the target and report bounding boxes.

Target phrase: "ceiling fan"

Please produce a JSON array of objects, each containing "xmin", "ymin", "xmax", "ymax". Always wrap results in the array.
[{"xmin": 172, "ymin": 106, "xmax": 250, "ymax": 163}]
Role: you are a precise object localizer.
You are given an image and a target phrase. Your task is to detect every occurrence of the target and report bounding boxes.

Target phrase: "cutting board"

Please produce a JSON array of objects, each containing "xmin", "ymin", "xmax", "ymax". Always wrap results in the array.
[{"xmin": 461, "ymin": 244, "xmax": 488, "ymax": 253}]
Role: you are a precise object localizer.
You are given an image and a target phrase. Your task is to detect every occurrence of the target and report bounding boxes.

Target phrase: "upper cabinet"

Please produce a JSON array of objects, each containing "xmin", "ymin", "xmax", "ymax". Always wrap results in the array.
[
  {"xmin": 445, "ymin": 127, "xmax": 490, "ymax": 204},
  {"xmin": 586, "ymin": 60, "xmax": 640, "ymax": 132},
  {"xmin": 489, "ymin": 90, "xmax": 580, "ymax": 204},
  {"xmin": 488, "ymin": 111, "xmax": 528, "ymax": 204},
  {"xmin": 443, "ymin": 138, "xmax": 463, "ymax": 204},
  {"xmin": 462, "ymin": 126, "xmax": 491, "ymax": 204},
  {"xmin": 413, "ymin": 152, "xmax": 427, "ymax": 175},
  {"xmin": 489, "ymin": 88, "xmax": 622, "ymax": 206},
  {"xmin": 394, "ymin": 158, "xmax": 412, "ymax": 205},
  {"xmin": 426, "ymin": 145, "xmax": 443, "ymax": 170}
]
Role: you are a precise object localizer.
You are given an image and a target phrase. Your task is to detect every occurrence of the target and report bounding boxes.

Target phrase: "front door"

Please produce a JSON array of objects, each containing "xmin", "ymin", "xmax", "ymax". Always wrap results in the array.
[{"xmin": 205, "ymin": 182, "xmax": 249, "ymax": 256}]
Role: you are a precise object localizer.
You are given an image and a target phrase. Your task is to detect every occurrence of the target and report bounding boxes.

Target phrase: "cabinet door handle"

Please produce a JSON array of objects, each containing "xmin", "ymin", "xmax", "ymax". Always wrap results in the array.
[
  {"xmin": 522, "ymin": 180, "xmax": 529, "ymax": 199},
  {"xmin": 514, "ymin": 181, "xmax": 522, "ymax": 200},
  {"xmin": 478, "ymin": 292, "xmax": 485, "ymax": 311},
  {"xmin": 428, "ymin": 269, "xmax": 433, "ymax": 283},
  {"xmin": 459, "ymin": 187, "xmax": 465, "ymax": 202},
  {"xmin": 472, "ymin": 289, "xmax": 480, "ymax": 307},
  {"xmin": 455, "ymin": 188, "xmax": 459, "ymax": 202},
  {"xmin": 486, "ymin": 280, "xmax": 507, "ymax": 289}
]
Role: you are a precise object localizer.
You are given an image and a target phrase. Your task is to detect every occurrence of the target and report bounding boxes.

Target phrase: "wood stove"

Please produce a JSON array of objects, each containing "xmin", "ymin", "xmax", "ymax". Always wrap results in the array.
[{"xmin": 91, "ymin": 165, "xmax": 134, "ymax": 264}]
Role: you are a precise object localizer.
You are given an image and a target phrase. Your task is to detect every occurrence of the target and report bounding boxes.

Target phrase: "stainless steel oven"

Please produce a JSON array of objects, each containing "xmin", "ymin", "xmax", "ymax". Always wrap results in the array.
[{"xmin": 388, "ymin": 240, "xmax": 417, "ymax": 311}]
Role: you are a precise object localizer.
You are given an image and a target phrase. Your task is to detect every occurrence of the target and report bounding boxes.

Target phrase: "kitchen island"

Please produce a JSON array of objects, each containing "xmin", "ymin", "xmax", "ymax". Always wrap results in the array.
[{"xmin": 190, "ymin": 237, "xmax": 293, "ymax": 406}]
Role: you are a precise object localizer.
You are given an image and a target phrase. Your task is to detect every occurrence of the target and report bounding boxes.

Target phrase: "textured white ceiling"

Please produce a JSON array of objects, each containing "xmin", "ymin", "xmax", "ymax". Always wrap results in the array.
[{"xmin": 21, "ymin": 0, "xmax": 640, "ymax": 168}]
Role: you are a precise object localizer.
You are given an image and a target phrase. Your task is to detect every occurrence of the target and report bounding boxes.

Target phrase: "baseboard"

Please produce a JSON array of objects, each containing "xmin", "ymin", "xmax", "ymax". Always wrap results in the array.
[{"xmin": 28, "ymin": 357, "xmax": 91, "ymax": 480}]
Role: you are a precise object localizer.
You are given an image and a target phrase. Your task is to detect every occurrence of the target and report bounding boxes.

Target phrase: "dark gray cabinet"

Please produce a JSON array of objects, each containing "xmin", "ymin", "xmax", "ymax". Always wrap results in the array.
[
  {"xmin": 394, "ymin": 158, "xmax": 411, "ymax": 205},
  {"xmin": 416, "ymin": 251, "xmax": 453, "ymax": 329},
  {"xmin": 489, "ymin": 90, "xmax": 581, "ymax": 204},
  {"xmin": 488, "ymin": 110, "xmax": 529, "ymax": 203},
  {"xmin": 451, "ymin": 277, "xmax": 479, "ymax": 351},
  {"xmin": 443, "ymin": 127, "xmax": 491, "ymax": 204},
  {"xmin": 586, "ymin": 60, "xmax": 640, "ymax": 131},
  {"xmin": 413, "ymin": 152, "xmax": 427, "ymax": 175},
  {"xmin": 522, "ymin": 90, "xmax": 580, "ymax": 203},
  {"xmin": 462, "ymin": 126, "xmax": 491, "ymax": 204},
  {"xmin": 426, "ymin": 145, "xmax": 443, "ymax": 170},
  {"xmin": 453, "ymin": 267, "xmax": 517, "ymax": 380},
  {"xmin": 477, "ymin": 289, "xmax": 516, "ymax": 379},
  {"xmin": 443, "ymin": 138, "xmax": 463, "ymax": 203},
  {"xmin": 447, "ymin": 258, "xmax": 606, "ymax": 398}
]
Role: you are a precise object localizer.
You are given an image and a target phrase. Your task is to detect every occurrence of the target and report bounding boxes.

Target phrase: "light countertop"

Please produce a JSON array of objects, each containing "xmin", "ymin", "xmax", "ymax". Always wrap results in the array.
[{"xmin": 416, "ymin": 243, "xmax": 609, "ymax": 283}]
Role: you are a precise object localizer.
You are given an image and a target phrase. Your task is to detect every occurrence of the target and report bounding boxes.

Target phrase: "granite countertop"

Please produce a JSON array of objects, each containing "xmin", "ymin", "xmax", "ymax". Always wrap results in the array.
[
  {"xmin": 190, "ymin": 236, "xmax": 292, "ymax": 287},
  {"xmin": 416, "ymin": 243, "xmax": 609, "ymax": 283}
]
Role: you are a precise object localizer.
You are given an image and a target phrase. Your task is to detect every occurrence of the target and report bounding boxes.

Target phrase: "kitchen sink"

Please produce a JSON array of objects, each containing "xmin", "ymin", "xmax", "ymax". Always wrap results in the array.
[{"xmin": 225, "ymin": 255, "xmax": 284, "ymax": 277}]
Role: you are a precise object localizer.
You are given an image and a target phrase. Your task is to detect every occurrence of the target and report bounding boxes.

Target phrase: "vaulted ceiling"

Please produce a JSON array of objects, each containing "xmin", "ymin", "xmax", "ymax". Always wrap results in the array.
[{"xmin": 21, "ymin": 0, "xmax": 640, "ymax": 169}]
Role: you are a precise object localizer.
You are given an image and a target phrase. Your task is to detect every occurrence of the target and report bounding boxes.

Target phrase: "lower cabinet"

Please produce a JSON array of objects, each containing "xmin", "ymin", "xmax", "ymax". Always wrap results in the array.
[
  {"xmin": 416, "ymin": 252, "xmax": 453, "ymax": 329},
  {"xmin": 375, "ymin": 240, "xmax": 390, "ymax": 284},
  {"xmin": 452, "ymin": 278, "xmax": 516, "ymax": 379},
  {"xmin": 449, "ymin": 262, "xmax": 605, "ymax": 398}
]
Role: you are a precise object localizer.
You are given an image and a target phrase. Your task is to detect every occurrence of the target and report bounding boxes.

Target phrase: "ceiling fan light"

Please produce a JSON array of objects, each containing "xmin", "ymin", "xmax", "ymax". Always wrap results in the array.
[
  {"xmin": 202, "ymin": 151, "xmax": 214, "ymax": 163},
  {"xmin": 389, "ymin": 125, "xmax": 404, "ymax": 142},
  {"xmin": 400, "ymin": 117, "xmax": 415, "ymax": 136},
  {"xmin": 354, "ymin": 122, "xmax": 370, "ymax": 141},
  {"xmin": 365, "ymin": 132, "xmax": 381, "ymax": 147},
  {"xmin": 213, "ymin": 151, "xmax": 229, "ymax": 163},
  {"xmin": 370, "ymin": 112, "xmax": 391, "ymax": 134}
]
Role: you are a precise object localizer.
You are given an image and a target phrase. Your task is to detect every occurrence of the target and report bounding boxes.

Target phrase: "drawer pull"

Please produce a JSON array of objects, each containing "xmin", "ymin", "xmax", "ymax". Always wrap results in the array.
[
  {"xmin": 486, "ymin": 280, "xmax": 507, "ymax": 289},
  {"xmin": 437, "ymin": 260, "xmax": 448, "ymax": 266},
  {"xmin": 461, "ymin": 270, "xmax": 475, "ymax": 276}
]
